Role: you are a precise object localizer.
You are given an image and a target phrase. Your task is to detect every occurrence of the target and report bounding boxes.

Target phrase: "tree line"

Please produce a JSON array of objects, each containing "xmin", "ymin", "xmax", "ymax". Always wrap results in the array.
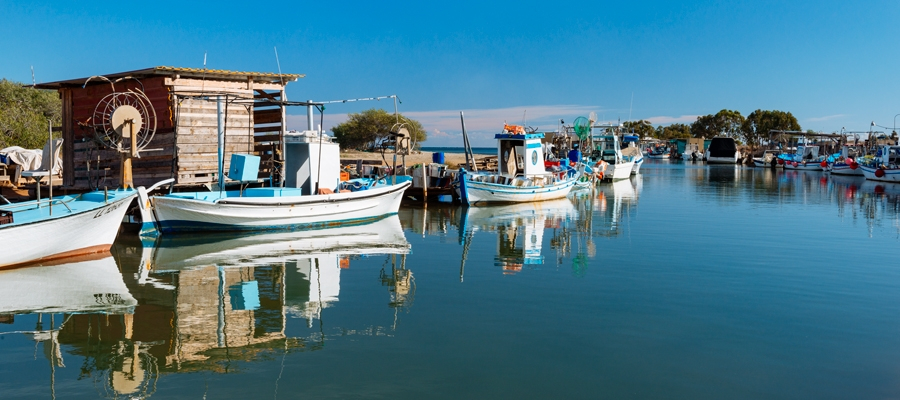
[
  {"xmin": 0, "ymin": 79, "xmax": 61, "ymax": 149},
  {"xmin": 623, "ymin": 109, "xmax": 802, "ymax": 147}
]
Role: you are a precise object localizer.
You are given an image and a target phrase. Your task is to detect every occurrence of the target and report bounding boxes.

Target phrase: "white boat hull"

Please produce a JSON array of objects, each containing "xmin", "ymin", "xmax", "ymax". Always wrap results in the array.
[
  {"xmin": 783, "ymin": 162, "xmax": 824, "ymax": 171},
  {"xmin": 830, "ymin": 163, "xmax": 864, "ymax": 176},
  {"xmin": 860, "ymin": 165, "xmax": 900, "ymax": 182},
  {"xmin": 606, "ymin": 160, "xmax": 635, "ymax": 181},
  {"xmin": 459, "ymin": 175, "xmax": 576, "ymax": 204},
  {"xmin": 0, "ymin": 191, "xmax": 136, "ymax": 269},
  {"xmin": 631, "ymin": 157, "xmax": 643, "ymax": 175},
  {"xmin": 706, "ymin": 155, "xmax": 739, "ymax": 164},
  {"xmin": 151, "ymin": 181, "xmax": 411, "ymax": 232}
]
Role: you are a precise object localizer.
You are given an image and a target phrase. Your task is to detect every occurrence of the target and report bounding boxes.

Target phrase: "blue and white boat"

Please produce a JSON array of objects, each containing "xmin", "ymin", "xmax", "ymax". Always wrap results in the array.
[
  {"xmin": 0, "ymin": 189, "xmax": 137, "ymax": 269},
  {"xmin": 777, "ymin": 145, "xmax": 825, "ymax": 171},
  {"xmin": 622, "ymin": 135, "xmax": 644, "ymax": 174},
  {"xmin": 144, "ymin": 130, "xmax": 411, "ymax": 233},
  {"xmin": 456, "ymin": 124, "xmax": 577, "ymax": 205},
  {"xmin": 589, "ymin": 131, "xmax": 635, "ymax": 181},
  {"xmin": 859, "ymin": 145, "xmax": 900, "ymax": 182}
]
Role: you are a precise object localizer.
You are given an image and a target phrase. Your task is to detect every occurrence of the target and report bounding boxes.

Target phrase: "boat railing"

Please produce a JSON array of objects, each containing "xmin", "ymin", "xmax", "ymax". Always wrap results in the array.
[{"xmin": 0, "ymin": 196, "xmax": 75, "ymax": 213}]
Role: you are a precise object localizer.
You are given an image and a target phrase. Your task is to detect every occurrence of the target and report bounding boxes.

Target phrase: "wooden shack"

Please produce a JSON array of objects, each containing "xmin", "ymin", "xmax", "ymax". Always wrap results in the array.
[{"xmin": 36, "ymin": 66, "xmax": 303, "ymax": 190}]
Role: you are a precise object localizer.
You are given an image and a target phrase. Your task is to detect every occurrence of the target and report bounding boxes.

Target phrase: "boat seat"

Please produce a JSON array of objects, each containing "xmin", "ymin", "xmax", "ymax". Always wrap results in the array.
[{"xmin": 22, "ymin": 138, "xmax": 63, "ymax": 181}]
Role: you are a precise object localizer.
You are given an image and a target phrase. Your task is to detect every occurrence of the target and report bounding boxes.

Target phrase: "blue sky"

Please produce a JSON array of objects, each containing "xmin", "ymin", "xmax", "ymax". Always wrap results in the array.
[{"xmin": 2, "ymin": 1, "xmax": 898, "ymax": 146}]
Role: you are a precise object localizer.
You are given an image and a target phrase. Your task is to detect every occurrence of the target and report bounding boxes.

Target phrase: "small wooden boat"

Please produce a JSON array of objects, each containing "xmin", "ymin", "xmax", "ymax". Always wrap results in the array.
[
  {"xmin": 456, "ymin": 124, "xmax": 577, "ymax": 205},
  {"xmin": 0, "ymin": 189, "xmax": 136, "ymax": 269}
]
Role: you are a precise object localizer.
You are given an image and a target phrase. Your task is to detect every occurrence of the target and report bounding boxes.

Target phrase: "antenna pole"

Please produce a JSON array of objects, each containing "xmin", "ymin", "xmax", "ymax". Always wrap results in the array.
[{"xmin": 217, "ymin": 95, "xmax": 225, "ymax": 192}]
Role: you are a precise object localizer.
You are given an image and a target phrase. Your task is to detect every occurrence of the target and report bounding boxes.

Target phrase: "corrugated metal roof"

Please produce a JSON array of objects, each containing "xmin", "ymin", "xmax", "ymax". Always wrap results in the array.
[{"xmin": 34, "ymin": 66, "xmax": 304, "ymax": 89}]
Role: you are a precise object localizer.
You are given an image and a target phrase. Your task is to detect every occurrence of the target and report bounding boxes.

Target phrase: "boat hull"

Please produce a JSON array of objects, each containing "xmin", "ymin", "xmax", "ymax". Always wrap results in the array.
[
  {"xmin": 830, "ymin": 163, "xmax": 864, "ymax": 176},
  {"xmin": 0, "ymin": 191, "xmax": 136, "ymax": 269},
  {"xmin": 151, "ymin": 181, "xmax": 411, "ymax": 232},
  {"xmin": 606, "ymin": 160, "xmax": 635, "ymax": 181},
  {"xmin": 706, "ymin": 155, "xmax": 739, "ymax": 164},
  {"xmin": 860, "ymin": 165, "xmax": 900, "ymax": 182},
  {"xmin": 631, "ymin": 157, "xmax": 643, "ymax": 174},
  {"xmin": 459, "ymin": 175, "xmax": 576, "ymax": 205},
  {"xmin": 783, "ymin": 162, "xmax": 824, "ymax": 171}
]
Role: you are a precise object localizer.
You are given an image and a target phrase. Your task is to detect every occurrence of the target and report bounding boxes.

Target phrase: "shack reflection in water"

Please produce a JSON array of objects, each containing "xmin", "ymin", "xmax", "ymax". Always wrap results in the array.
[{"xmin": 0, "ymin": 215, "xmax": 410, "ymax": 398}]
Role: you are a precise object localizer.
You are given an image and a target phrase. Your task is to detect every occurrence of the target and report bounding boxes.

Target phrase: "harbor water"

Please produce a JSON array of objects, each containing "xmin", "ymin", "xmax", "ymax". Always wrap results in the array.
[{"xmin": 2, "ymin": 160, "xmax": 900, "ymax": 399}]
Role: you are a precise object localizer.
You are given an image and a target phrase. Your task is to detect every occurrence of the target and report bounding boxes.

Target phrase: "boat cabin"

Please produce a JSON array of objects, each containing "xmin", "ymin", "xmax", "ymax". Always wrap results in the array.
[
  {"xmin": 797, "ymin": 145, "xmax": 820, "ymax": 160},
  {"xmin": 591, "ymin": 135, "xmax": 623, "ymax": 164},
  {"xmin": 496, "ymin": 124, "xmax": 547, "ymax": 178},
  {"xmin": 876, "ymin": 146, "xmax": 900, "ymax": 167}
]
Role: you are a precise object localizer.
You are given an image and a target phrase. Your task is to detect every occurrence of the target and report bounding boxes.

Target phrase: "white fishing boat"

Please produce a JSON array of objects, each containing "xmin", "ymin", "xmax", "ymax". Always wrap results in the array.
[
  {"xmin": 828, "ymin": 145, "xmax": 864, "ymax": 176},
  {"xmin": 0, "ymin": 189, "xmax": 136, "ymax": 269},
  {"xmin": 752, "ymin": 150, "xmax": 781, "ymax": 168},
  {"xmin": 622, "ymin": 135, "xmax": 644, "ymax": 174},
  {"xmin": 590, "ymin": 132, "xmax": 635, "ymax": 181},
  {"xmin": 0, "ymin": 253, "xmax": 137, "ymax": 314},
  {"xmin": 144, "ymin": 130, "xmax": 411, "ymax": 233},
  {"xmin": 456, "ymin": 124, "xmax": 577, "ymax": 205},
  {"xmin": 705, "ymin": 137, "xmax": 740, "ymax": 164},
  {"xmin": 778, "ymin": 145, "xmax": 825, "ymax": 171},
  {"xmin": 859, "ymin": 145, "xmax": 900, "ymax": 182},
  {"xmin": 646, "ymin": 146, "xmax": 670, "ymax": 159}
]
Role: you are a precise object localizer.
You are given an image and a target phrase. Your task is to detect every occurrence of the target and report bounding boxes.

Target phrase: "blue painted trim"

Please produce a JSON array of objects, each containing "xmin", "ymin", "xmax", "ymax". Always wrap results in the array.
[{"xmin": 526, "ymin": 143, "xmax": 541, "ymax": 149}]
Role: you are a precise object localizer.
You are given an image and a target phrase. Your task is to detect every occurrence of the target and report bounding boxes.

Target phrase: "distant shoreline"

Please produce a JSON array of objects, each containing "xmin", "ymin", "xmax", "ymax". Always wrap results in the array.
[{"xmin": 420, "ymin": 146, "xmax": 494, "ymax": 155}]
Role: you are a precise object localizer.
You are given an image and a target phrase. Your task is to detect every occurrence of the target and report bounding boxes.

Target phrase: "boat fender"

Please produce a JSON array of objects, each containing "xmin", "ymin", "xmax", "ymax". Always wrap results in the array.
[
  {"xmin": 850, "ymin": 162, "xmax": 859, "ymax": 170},
  {"xmin": 820, "ymin": 160, "xmax": 828, "ymax": 168},
  {"xmin": 875, "ymin": 168, "xmax": 886, "ymax": 178}
]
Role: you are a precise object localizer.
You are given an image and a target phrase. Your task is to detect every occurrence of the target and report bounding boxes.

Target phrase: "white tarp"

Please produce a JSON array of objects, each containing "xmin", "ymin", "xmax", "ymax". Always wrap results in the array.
[{"xmin": 0, "ymin": 146, "xmax": 42, "ymax": 170}]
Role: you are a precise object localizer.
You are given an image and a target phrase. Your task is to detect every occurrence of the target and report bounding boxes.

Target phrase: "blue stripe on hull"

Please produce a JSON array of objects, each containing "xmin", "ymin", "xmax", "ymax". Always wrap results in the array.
[{"xmin": 158, "ymin": 213, "xmax": 397, "ymax": 233}]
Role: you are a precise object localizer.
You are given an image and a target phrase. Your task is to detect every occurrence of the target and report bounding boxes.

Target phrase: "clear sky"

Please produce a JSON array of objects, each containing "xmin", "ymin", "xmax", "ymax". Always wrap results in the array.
[{"xmin": 2, "ymin": 1, "xmax": 898, "ymax": 147}]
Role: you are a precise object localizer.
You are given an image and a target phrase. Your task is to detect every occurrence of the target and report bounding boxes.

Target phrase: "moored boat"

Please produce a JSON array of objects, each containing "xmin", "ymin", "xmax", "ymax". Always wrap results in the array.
[
  {"xmin": 590, "ymin": 133, "xmax": 635, "ymax": 181},
  {"xmin": 778, "ymin": 145, "xmax": 825, "ymax": 171},
  {"xmin": 456, "ymin": 124, "xmax": 577, "ymax": 205},
  {"xmin": 705, "ymin": 137, "xmax": 740, "ymax": 164},
  {"xmin": 0, "ymin": 189, "xmax": 136, "ymax": 269},
  {"xmin": 146, "ymin": 130, "xmax": 412, "ymax": 233},
  {"xmin": 859, "ymin": 145, "xmax": 900, "ymax": 182}
]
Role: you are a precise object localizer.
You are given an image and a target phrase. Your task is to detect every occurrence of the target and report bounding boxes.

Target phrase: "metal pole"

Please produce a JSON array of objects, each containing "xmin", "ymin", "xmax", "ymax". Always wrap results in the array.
[
  {"xmin": 217, "ymin": 96, "xmax": 225, "ymax": 191},
  {"xmin": 307, "ymin": 101, "xmax": 314, "ymax": 131},
  {"xmin": 48, "ymin": 120, "xmax": 52, "ymax": 214}
]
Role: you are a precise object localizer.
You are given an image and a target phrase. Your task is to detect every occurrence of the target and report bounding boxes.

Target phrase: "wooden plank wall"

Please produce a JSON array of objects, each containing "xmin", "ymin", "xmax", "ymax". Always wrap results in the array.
[{"xmin": 173, "ymin": 97, "xmax": 253, "ymax": 186}]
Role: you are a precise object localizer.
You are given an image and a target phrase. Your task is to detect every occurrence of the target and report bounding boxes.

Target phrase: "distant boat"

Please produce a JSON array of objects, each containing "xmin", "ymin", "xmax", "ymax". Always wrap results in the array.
[
  {"xmin": 0, "ymin": 189, "xmax": 136, "ymax": 269},
  {"xmin": 705, "ymin": 137, "xmax": 739, "ymax": 164},
  {"xmin": 456, "ymin": 124, "xmax": 577, "ymax": 205},
  {"xmin": 827, "ymin": 145, "xmax": 864, "ymax": 176},
  {"xmin": 778, "ymin": 145, "xmax": 825, "ymax": 171},
  {"xmin": 646, "ymin": 147, "xmax": 670, "ymax": 159},
  {"xmin": 752, "ymin": 150, "xmax": 781, "ymax": 168}
]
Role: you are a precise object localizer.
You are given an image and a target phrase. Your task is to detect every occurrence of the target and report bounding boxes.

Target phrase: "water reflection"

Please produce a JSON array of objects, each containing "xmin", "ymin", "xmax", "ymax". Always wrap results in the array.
[{"xmin": 1, "ymin": 216, "xmax": 411, "ymax": 398}]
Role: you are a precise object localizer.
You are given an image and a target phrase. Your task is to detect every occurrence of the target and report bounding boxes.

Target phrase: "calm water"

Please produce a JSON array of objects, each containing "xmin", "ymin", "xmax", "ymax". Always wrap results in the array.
[{"xmin": 3, "ymin": 160, "xmax": 900, "ymax": 399}]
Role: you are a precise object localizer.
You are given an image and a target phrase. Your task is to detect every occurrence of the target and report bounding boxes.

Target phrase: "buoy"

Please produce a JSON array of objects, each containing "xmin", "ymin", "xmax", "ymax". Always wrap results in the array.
[
  {"xmin": 850, "ymin": 162, "xmax": 859, "ymax": 170},
  {"xmin": 792, "ymin": 161, "xmax": 798, "ymax": 167},
  {"xmin": 875, "ymin": 168, "xmax": 886, "ymax": 178},
  {"xmin": 846, "ymin": 157, "xmax": 854, "ymax": 164},
  {"xmin": 820, "ymin": 160, "xmax": 828, "ymax": 167},
  {"xmin": 777, "ymin": 158, "xmax": 785, "ymax": 165}
]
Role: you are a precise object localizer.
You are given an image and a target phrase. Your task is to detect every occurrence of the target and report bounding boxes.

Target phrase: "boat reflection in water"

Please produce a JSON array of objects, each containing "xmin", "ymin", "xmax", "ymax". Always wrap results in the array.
[
  {"xmin": 458, "ymin": 198, "xmax": 579, "ymax": 276},
  {"xmin": 1, "ymin": 215, "xmax": 411, "ymax": 398},
  {"xmin": 0, "ymin": 254, "xmax": 144, "ymax": 398},
  {"xmin": 581, "ymin": 176, "xmax": 641, "ymax": 237}
]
